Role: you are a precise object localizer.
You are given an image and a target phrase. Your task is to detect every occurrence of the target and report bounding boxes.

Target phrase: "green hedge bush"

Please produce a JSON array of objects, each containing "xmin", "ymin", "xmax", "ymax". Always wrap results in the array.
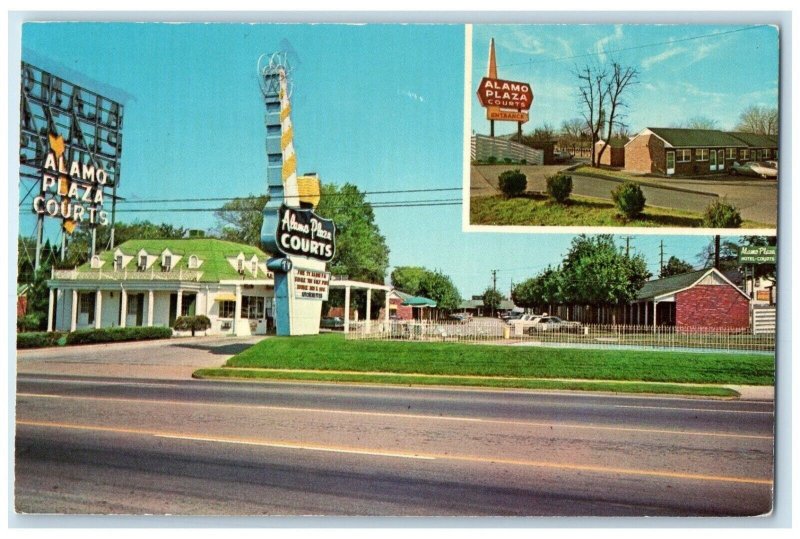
[
  {"xmin": 546, "ymin": 173, "xmax": 573, "ymax": 203},
  {"xmin": 702, "ymin": 200, "xmax": 743, "ymax": 228},
  {"xmin": 66, "ymin": 326, "xmax": 173, "ymax": 345},
  {"xmin": 611, "ymin": 181, "xmax": 646, "ymax": 219},
  {"xmin": 17, "ymin": 331, "xmax": 64, "ymax": 349},
  {"xmin": 498, "ymin": 169, "xmax": 528, "ymax": 198}
]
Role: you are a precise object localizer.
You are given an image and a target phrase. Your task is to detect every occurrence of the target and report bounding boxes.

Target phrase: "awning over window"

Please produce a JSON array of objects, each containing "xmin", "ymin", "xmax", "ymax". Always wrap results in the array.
[{"xmin": 215, "ymin": 293, "xmax": 237, "ymax": 302}]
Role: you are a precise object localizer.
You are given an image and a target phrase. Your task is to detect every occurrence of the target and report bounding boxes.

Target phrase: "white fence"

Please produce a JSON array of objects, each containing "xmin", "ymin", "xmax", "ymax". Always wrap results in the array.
[
  {"xmin": 346, "ymin": 319, "xmax": 774, "ymax": 352},
  {"xmin": 471, "ymin": 135, "xmax": 544, "ymax": 165}
]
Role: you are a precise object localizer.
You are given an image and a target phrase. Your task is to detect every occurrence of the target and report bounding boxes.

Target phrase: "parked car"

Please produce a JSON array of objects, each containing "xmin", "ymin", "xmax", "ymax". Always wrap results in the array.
[
  {"xmin": 553, "ymin": 150, "xmax": 573, "ymax": 163},
  {"xmin": 320, "ymin": 316, "xmax": 344, "ymax": 329},
  {"xmin": 527, "ymin": 316, "xmax": 583, "ymax": 334},
  {"xmin": 500, "ymin": 311, "xmax": 524, "ymax": 322},
  {"xmin": 508, "ymin": 313, "xmax": 543, "ymax": 332},
  {"xmin": 730, "ymin": 161, "xmax": 778, "ymax": 179},
  {"xmin": 449, "ymin": 313, "xmax": 471, "ymax": 323}
]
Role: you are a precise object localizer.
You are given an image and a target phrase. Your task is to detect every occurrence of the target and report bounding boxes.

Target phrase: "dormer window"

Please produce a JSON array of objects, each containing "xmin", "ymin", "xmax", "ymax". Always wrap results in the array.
[
  {"xmin": 237, "ymin": 259, "xmax": 244, "ymax": 273},
  {"xmin": 188, "ymin": 255, "xmax": 199, "ymax": 269},
  {"xmin": 138, "ymin": 255, "xmax": 147, "ymax": 271},
  {"xmin": 90, "ymin": 255, "xmax": 101, "ymax": 269},
  {"xmin": 162, "ymin": 255, "xmax": 172, "ymax": 272},
  {"xmin": 114, "ymin": 255, "xmax": 123, "ymax": 271},
  {"xmin": 251, "ymin": 260, "xmax": 258, "ymax": 274}
]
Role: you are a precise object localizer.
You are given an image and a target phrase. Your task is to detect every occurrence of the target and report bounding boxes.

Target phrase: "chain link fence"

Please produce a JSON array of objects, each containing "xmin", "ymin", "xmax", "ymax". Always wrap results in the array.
[{"xmin": 346, "ymin": 318, "xmax": 774, "ymax": 353}]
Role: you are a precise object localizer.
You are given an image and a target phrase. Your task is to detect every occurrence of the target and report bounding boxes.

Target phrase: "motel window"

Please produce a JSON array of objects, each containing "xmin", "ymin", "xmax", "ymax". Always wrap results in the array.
[
  {"xmin": 763, "ymin": 149, "xmax": 771, "ymax": 159},
  {"xmin": 266, "ymin": 102, "xmax": 280, "ymax": 113},
  {"xmin": 180, "ymin": 294, "xmax": 197, "ymax": 316},
  {"xmin": 163, "ymin": 255, "xmax": 172, "ymax": 271},
  {"xmin": 138, "ymin": 255, "xmax": 147, "ymax": 270},
  {"xmin": 127, "ymin": 296, "xmax": 139, "ymax": 316},
  {"xmin": 740, "ymin": 149, "xmax": 749, "ymax": 161},
  {"xmin": 695, "ymin": 149, "xmax": 709, "ymax": 161},
  {"xmin": 251, "ymin": 260, "xmax": 258, "ymax": 274},
  {"xmin": 676, "ymin": 149, "xmax": 691, "ymax": 163},
  {"xmin": 219, "ymin": 301, "xmax": 236, "ymax": 319},
  {"xmin": 114, "ymin": 255, "xmax": 123, "ymax": 271},
  {"xmin": 188, "ymin": 255, "xmax": 199, "ymax": 269},
  {"xmin": 267, "ymin": 153, "xmax": 282, "ymax": 164},
  {"xmin": 756, "ymin": 150, "xmax": 763, "ymax": 160},
  {"xmin": 267, "ymin": 125, "xmax": 281, "ymax": 135},
  {"xmin": 241, "ymin": 296, "xmax": 265, "ymax": 319},
  {"xmin": 91, "ymin": 255, "xmax": 101, "ymax": 269},
  {"xmin": 79, "ymin": 293, "xmax": 95, "ymax": 324},
  {"xmin": 726, "ymin": 148, "xmax": 736, "ymax": 160}
]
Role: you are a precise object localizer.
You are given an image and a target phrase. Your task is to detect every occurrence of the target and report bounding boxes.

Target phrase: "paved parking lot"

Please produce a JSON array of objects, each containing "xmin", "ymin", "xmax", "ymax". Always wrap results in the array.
[{"xmin": 16, "ymin": 335, "xmax": 266, "ymax": 380}]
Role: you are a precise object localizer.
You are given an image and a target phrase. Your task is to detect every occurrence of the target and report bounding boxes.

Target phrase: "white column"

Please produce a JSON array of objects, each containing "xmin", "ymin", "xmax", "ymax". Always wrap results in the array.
[
  {"xmin": 385, "ymin": 291, "xmax": 390, "ymax": 324},
  {"xmin": 94, "ymin": 290, "xmax": 103, "ymax": 329},
  {"xmin": 344, "ymin": 285, "xmax": 351, "ymax": 334},
  {"xmin": 147, "ymin": 290, "xmax": 154, "ymax": 326},
  {"xmin": 47, "ymin": 288, "xmax": 55, "ymax": 332},
  {"xmin": 176, "ymin": 290, "xmax": 183, "ymax": 320},
  {"xmin": 119, "ymin": 288, "xmax": 127, "ymax": 328},
  {"xmin": 70, "ymin": 289, "xmax": 78, "ymax": 332},
  {"xmin": 365, "ymin": 288, "xmax": 372, "ymax": 333},
  {"xmin": 234, "ymin": 284, "xmax": 242, "ymax": 335},
  {"xmin": 644, "ymin": 302, "xmax": 649, "ymax": 326},
  {"xmin": 653, "ymin": 300, "xmax": 658, "ymax": 330}
]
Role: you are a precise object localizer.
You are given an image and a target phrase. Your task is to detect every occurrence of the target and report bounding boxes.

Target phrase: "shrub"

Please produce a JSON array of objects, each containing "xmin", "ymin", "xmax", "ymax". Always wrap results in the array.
[
  {"xmin": 17, "ymin": 313, "xmax": 42, "ymax": 332},
  {"xmin": 520, "ymin": 159, "xmax": 527, "ymax": 165},
  {"xmin": 17, "ymin": 331, "xmax": 64, "ymax": 349},
  {"xmin": 703, "ymin": 200, "xmax": 743, "ymax": 228},
  {"xmin": 66, "ymin": 326, "xmax": 173, "ymax": 345},
  {"xmin": 546, "ymin": 173, "xmax": 573, "ymax": 203},
  {"xmin": 174, "ymin": 315, "xmax": 212, "ymax": 336},
  {"xmin": 498, "ymin": 169, "xmax": 528, "ymax": 198},
  {"xmin": 611, "ymin": 181, "xmax": 646, "ymax": 219},
  {"xmin": 503, "ymin": 157, "xmax": 514, "ymax": 164},
  {"xmin": 486, "ymin": 155, "xmax": 497, "ymax": 164}
]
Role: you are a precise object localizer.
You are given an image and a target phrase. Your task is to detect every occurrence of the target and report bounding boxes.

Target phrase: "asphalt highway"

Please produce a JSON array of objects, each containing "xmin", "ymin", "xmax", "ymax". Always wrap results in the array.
[{"xmin": 15, "ymin": 374, "xmax": 774, "ymax": 516}]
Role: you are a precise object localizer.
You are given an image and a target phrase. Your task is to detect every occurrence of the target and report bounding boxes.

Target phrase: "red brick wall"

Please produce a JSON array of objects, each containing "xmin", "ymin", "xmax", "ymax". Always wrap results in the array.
[
  {"xmin": 624, "ymin": 134, "xmax": 665, "ymax": 174},
  {"xmin": 675, "ymin": 285, "xmax": 749, "ymax": 329},
  {"xmin": 595, "ymin": 144, "xmax": 625, "ymax": 167}
]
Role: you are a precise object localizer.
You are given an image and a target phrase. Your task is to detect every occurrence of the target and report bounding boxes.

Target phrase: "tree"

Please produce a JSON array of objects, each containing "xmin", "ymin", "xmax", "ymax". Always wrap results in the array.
[
  {"xmin": 316, "ymin": 183, "xmax": 389, "ymax": 285},
  {"xmin": 671, "ymin": 116, "xmax": 718, "ymax": 130},
  {"xmin": 512, "ymin": 267, "xmax": 564, "ymax": 309},
  {"xmin": 559, "ymin": 235, "xmax": 651, "ymax": 305},
  {"xmin": 576, "ymin": 63, "xmax": 609, "ymax": 167},
  {"xmin": 173, "ymin": 315, "xmax": 212, "ymax": 336},
  {"xmin": 391, "ymin": 266, "xmax": 461, "ymax": 311},
  {"xmin": 482, "ymin": 287, "xmax": 503, "ymax": 316},
  {"xmin": 214, "ymin": 194, "xmax": 269, "ymax": 247},
  {"xmin": 735, "ymin": 105, "xmax": 779, "ymax": 135},
  {"xmin": 595, "ymin": 62, "xmax": 638, "ymax": 167},
  {"xmin": 696, "ymin": 237, "xmax": 740, "ymax": 272},
  {"xmin": 660, "ymin": 256, "xmax": 694, "ymax": 278},
  {"xmin": 391, "ymin": 266, "xmax": 428, "ymax": 294}
]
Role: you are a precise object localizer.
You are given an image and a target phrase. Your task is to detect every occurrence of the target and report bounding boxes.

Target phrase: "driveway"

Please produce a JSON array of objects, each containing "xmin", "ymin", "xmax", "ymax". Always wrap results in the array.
[
  {"xmin": 16, "ymin": 335, "xmax": 266, "ymax": 380},
  {"xmin": 471, "ymin": 164, "xmax": 573, "ymax": 197}
]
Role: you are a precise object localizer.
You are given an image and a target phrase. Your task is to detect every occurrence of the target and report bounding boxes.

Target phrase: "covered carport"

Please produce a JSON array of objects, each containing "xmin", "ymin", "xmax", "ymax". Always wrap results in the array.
[{"xmin": 328, "ymin": 278, "xmax": 393, "ymax": 334}]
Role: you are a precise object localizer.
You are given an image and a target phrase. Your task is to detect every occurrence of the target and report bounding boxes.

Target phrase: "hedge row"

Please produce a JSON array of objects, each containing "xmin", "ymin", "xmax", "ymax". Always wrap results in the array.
[
  {"xmin": 66, "ymin": 326, "xmax": 173, "ymax": 345},
  {"xmin": 17, "ymin": 331, "xmax": 65, "ymax": 349}
]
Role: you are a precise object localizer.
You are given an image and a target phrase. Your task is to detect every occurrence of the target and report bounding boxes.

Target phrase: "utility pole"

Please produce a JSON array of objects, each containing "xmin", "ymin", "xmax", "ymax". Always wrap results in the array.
[
  {"xmin": 659, "ymin": 240, "xmax": 664, "ymax": 275},
  {"xmin": 491, "ymin": 269, "xmax": 498, "ymax": 318},
  {"xmin": 714, "ymin": 235, "xmax": 721, "ymax": 269},
  {"xmin": 621, "ymin": 235, "xmax": 634, "ymax": 257}
]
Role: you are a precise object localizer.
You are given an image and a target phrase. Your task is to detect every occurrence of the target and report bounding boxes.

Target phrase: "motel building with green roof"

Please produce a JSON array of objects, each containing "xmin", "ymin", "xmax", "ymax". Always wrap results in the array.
[
  {"xmin": 46, "ymin": 238, "xmax": 280, "ymax": 336},
  {"xmin": 624, "ymin": 127, "xmax": 778, "ymax": 176}
]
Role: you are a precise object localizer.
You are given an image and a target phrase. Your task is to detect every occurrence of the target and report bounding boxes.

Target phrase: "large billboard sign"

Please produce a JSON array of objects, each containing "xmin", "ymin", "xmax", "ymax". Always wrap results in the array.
[
  {"xmin": 275, "ymin": 204, "xmax": 336, "ymax": 262},
  {"xmin": 476, "ymin": 77, "xmax": 533, "ymax": 110}
]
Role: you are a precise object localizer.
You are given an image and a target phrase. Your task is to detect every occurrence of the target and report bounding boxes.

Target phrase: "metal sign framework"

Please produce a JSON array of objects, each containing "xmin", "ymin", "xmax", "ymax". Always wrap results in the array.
[{"xmin": 19, "ymin": 62, "xmax": 125, "ymax": 269}]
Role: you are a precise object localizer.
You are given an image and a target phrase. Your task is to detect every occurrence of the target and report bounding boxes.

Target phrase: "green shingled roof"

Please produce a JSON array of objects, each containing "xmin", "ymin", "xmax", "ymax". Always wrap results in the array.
[
  {"xmin": 636, "ymin": 269, "xmax": 712, "ymax": 301},
  {"xmin": 727, "ymin": 132, "xmax": 779, "ymax": 148},
  {"xmin": 78, "ymin": 238, "xmax": 272, "ymax": 282},
  {"xmin": 647, "ymin": 128, "xmax": 748, "ymax": 148}
]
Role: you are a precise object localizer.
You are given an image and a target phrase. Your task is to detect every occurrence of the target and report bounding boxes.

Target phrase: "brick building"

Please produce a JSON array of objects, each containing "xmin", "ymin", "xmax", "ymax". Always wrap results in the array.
[
  {"xmin": 623, "ymin": 127, "xmax": 778, "ymax": 176},
  {"xmin": 594, "ymin": 139, "xmax": 626, "ymax": 167},
  {"xmin": 631, "ymin": 267, "xmax": 750, "ymax": 330}
]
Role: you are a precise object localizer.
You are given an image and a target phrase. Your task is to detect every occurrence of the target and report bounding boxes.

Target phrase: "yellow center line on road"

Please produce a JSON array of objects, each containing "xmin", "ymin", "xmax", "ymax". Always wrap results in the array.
[
  {"xmin": 16, "ymin": 392, "xmax": 773, "ymax": 441},
  {"xmin": 16, "ymin": 420, "xmax": 773, "ymax": 486}
]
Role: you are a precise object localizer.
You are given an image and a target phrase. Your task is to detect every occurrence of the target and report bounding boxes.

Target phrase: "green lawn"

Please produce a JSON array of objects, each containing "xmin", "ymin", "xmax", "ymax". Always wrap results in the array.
[
  {"xmin": 470, "ymin": 193, "xmax": 767, "ymax": 228},
  {"xmin": 208, "ymin": 333, "xmax": 774, "ymax": 386}
]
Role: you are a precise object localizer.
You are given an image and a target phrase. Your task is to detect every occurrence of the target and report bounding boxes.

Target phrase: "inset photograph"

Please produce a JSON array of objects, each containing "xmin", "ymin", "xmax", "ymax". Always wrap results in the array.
[{"xmin": 468, "ymin": 24, "xmax": 779, "ymax": 231}]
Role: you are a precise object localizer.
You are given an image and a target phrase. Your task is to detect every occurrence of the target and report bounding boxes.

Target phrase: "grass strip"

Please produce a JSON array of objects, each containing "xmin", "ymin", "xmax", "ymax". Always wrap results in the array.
[
  {"xmin": 192, "ymin": 368, "xmax": 739, "ymax": 398},
  {"xmin": 224, "ymin": 333, "xmax": 774, "ymax": 386}
]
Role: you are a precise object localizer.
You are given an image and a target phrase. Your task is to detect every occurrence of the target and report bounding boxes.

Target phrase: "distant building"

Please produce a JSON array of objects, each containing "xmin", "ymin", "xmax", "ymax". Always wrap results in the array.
[
  {"xmin": 458, "ymin": 295, "xmax": 517, "ymax": 317},
  {"xmin": 594, "ymin": 138, "xmax": 626, "ymax": 167}
]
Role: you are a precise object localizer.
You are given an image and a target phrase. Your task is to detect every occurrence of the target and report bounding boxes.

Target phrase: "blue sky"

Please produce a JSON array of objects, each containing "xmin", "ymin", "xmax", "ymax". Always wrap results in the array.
[
  {"xmin": 472, "ymin": 24, "xmax": 780, "ymax": 137},
  {"xmin": 19, "ymin": 23, "xmax": 737, "ymax": 296}
]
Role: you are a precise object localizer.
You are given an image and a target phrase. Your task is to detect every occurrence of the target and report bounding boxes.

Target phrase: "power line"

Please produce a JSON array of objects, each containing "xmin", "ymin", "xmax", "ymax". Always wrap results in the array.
[{"xmin": 493, "ymin": 25, "xmax": 769, "ymax": 69}]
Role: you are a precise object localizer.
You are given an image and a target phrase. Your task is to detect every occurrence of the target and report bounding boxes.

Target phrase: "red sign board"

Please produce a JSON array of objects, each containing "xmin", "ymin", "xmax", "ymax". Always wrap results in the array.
[
  {"xmin": 476, "ymin": 77, "xmax": 533, "ymax": 111},
  {"xmin": 487, "ymin": 109, "xmax": 529, "ymax": 122}
]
